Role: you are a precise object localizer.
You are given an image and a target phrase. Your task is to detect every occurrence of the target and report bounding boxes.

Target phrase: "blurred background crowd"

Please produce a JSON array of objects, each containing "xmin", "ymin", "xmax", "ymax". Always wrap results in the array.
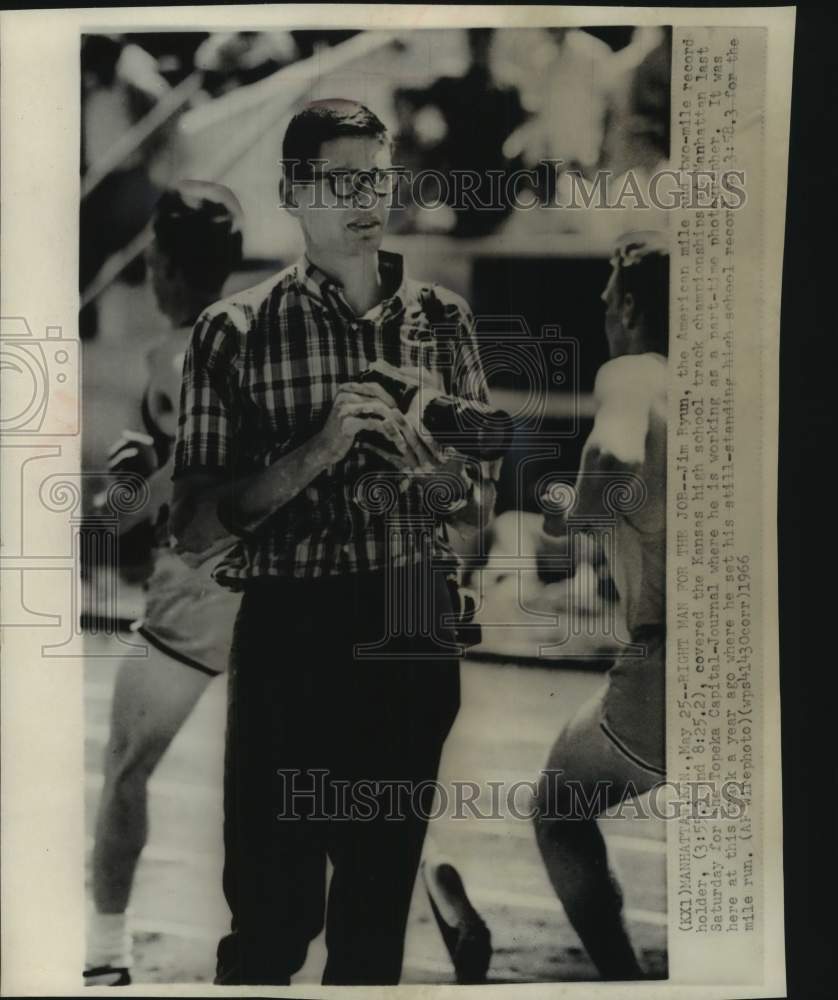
[
  {"xmin": 81, "ymin": 24, "xmax": 671, "ymax": 537},
  {"xmin": 81, "ymin": 26, "xmax": 670, "ymax": 294}
]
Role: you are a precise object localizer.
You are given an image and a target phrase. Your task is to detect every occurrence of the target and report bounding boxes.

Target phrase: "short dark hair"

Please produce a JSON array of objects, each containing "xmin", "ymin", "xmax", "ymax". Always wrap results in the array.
[
  {"xmin": 282, "ymin": 99, "xmax": 389, "ymax": 180},
  {"xmin": 153, "ymin": 180, "xmax": 244, "ymax": 292},
  {"xmin": 613, "ymin": 232, "xmax": 670, "ymax": 356}
]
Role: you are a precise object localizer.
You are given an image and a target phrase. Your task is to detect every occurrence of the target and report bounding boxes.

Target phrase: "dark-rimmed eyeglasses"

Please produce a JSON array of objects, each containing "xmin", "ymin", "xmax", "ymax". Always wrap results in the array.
[{"xmin": 302, "ymin": 168, "xmax": 398, "ymax": 200}]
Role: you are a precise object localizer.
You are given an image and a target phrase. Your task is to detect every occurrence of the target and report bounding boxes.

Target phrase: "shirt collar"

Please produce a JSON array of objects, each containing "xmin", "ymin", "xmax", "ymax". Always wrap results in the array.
[{"xmin": 295, "ymin": 250, "xmax": 407, "ymax": 321}]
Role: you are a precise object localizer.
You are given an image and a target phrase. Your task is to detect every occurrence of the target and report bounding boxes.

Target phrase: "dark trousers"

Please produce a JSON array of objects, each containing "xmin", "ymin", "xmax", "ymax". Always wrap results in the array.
[{"xmin": 215, "ymin": 566, "xmax": 461, "ymax": 985}]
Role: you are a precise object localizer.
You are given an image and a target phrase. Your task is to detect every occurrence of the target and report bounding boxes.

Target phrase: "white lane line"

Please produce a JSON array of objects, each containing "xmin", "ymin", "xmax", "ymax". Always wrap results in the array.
[{"xmin": 468, "ymin": 887, "xmax": 666, "ymax": 927}]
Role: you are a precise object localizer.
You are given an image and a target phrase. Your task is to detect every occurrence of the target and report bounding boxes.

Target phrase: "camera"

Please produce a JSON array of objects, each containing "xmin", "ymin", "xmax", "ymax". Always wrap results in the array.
[
  {"xmin": 0, "ymin": 318, "xmax": 80, "ymax": 435},
  {"xmin": 466, "ymin": 315, "xmax": 582, "ymax": 446},
  {"xmin": 355, "ymin": 363, "xmax": 514, "ymax": 461}
]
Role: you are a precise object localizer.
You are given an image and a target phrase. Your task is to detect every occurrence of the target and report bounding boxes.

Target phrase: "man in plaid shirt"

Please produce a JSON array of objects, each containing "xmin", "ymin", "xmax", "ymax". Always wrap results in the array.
[{"xmin": 172, "ymin": 99, "xmax": 498, "ymax": 985}]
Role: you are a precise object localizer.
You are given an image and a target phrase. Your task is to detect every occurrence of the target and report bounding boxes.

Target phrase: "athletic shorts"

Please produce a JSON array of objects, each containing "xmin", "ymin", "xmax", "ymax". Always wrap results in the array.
[
  {"xmin": 600, "ymin": 627, "xmax": 665, "ymax": 775},
  {"xmin": 134, "ymin": 547, "xmax": 241, "ymax": 676},
  {"xmin": 538, "ymin": 684, "xmax": 663, "ymax": 825}
]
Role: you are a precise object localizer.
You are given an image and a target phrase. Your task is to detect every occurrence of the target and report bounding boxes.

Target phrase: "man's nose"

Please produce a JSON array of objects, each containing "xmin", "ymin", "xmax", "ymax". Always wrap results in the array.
[{"xmin": 350, "ymin": 188, "xmax": 382, "ymax": 209}]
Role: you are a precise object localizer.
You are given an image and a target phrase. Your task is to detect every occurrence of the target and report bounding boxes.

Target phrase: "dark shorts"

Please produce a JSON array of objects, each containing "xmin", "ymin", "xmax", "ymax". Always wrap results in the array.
[{"xmin": 602, "ymin": 628, "xmax": 665, "ymax": 775}]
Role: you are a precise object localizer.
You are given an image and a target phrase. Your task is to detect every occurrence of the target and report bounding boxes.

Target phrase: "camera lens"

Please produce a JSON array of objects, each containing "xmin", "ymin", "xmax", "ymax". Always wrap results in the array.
[{"xmin": 421, "ymin": 396, "xmax": 513, "ymax": 460}]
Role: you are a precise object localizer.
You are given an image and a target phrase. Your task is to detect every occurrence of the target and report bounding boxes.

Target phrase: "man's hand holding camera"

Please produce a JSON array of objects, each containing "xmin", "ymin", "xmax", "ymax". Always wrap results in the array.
[
  {"xmin": 317, "ymin": 360, "xmax": 453, "ymax": 476},
  {"xmin": 315, "ymin": 378, "xmax": 401, "ymax": 464},
  {"xmin": 362, "ymin": 414, "xmax": 453, "ymax": 475},
  {"xmin": 174, "ymin": 362, "xmax": 480, "ymax": 554},
  {"xmin": 317, "ymin": 377, "xmax": 446, "ymax": 473}
]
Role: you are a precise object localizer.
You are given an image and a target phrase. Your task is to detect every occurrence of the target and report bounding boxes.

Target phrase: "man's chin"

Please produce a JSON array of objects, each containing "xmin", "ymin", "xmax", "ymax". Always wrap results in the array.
[{"xmin": 345, "ymin": 232, "xmax": 384, "ymax": 254}]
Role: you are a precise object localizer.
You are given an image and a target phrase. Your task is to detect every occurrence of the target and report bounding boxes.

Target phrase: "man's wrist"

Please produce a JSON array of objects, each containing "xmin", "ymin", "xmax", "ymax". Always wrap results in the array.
[{"xmin": 308, "ymin": 430, "xmax": 340, "ymax": 472}]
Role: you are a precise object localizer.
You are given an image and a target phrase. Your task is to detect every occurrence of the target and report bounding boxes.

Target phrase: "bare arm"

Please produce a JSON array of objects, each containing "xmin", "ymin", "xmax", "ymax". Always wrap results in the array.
[
  {"xmin": 543, "ymin": 358, "xmax": 652, "ymax": 544},
  {"xmin": 573, "ymin": 358, "xmax": 654, "ymax": 522},
  {"xmin": 572, "ymin": 445, "xmax": 645, "ymax": 526},
  {"xmin": 170, "ymin": 434, "xmax": 330, "ymax": 555}
]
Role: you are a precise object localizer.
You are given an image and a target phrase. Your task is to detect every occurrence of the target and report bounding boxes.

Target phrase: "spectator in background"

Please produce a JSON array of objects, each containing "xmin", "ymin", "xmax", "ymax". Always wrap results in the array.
[
  {"xmin": 493, "ymin": 27, "xmax": 666, "ymax": 177},
  {"xmin": 80, "ymin": 35, "xmax": 172, "ymax": 340},
  {"xmin": 128, "ymin": 32, "xmax": 210, "ymax": 85},
  {"xmin": 492, "ymin": 28, "xmax": 615, "ymax": 175},
  {"xmin": 534, "ymin": 233, "xmax": 669, "ymax": 981},
  {"xmin": 599, "ymin": 28, "xmax": 671, "ymax": 178},
  {"xmin": 394, "ymin": 28, "xmax": 526, "ymax": 237},
  {"xmin": 588, "ymin": 27, "xmax": 672, "ymax": 245},
  {"xmin": 84, "ymin": 182, "xmax": 245, "ymax": 987},
  {"xmin": 193, "ymin": 31, "xmax": 300, "ymax": 97},
  {"xmin": 491, "ymin": 27, "xmax": 671, "ymax": 242}
]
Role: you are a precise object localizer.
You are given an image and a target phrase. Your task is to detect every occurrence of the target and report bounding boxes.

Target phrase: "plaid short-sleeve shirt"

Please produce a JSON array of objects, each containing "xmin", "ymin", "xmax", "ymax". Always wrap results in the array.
[{"xmin": 174, "ymin": 251, "xmax": 497, "ymax": 585}]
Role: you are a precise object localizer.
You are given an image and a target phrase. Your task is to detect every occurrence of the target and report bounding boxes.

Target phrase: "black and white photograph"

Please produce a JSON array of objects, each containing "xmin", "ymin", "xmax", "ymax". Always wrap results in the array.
[
  {"xmin": 0, "ymin": 6, "xmax": 792, "ymax": 997},
  {"xmin": 79, "ymin": 23, "xmax": 671, "ymax": 986}
]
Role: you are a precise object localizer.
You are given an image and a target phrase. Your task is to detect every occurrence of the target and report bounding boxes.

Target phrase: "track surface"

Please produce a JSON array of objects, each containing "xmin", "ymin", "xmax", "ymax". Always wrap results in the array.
[{"xmin": 85, "ymin": 637, "xmax": 667, "ymax": 984}]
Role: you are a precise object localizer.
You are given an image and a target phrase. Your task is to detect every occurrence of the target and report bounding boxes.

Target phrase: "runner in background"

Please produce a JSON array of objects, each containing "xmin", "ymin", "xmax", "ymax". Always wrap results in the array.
[
  {"xmin": 85, "ymin": 182, "xmax": 244, "ymax": 987},
  {"xmin": 533, "ymin": 231, "xmax": 668, "ymax": 979}
]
